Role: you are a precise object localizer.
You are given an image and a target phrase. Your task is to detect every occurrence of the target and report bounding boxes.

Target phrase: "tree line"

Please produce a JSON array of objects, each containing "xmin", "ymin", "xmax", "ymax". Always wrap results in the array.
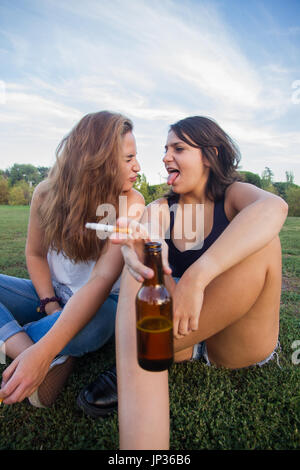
[
  {"xmin": 0, "ymin": 164, "xmax": 50, "ymax": 206},
  {"xmin": 0, "ymin": 163, "xmax": 299, "ymax": 216},
  {"xmin": 134, "ymin": 167, "xmax": 300, "ymax": 217}
]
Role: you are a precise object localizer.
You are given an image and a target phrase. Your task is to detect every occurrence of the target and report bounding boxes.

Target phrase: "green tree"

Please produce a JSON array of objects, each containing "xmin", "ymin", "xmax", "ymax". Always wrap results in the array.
[
  {"xmin": 239, "ymin": 171, "xmax": 262, "ymax": 188},
  {"xmin": 8, "ymin": 186, "xmax": 27, "ymax": 205},
  {"xmin": 134, "ymin": 173, "xmax": 152, "ymax": 204},
  {"xmin": 0, "ymin": 176, "xmax": 9, "ymax": 204},
  {"xmin": 285, "ymin": 171, "xmax": 294, "ymax": 186},
  {"xmin": 15, "ymin": 180, "xmax": 34, "ymax": 205},
  {"xmin": 37, "ymin": 166, "xmax": 50, "ymax": 181},
  {"xmin": 8, "ymin": 163, "xmax": 40, "ymax": 186},
  {"xmin": 261, "ymin": 167, "xmax": 278, "ymax": 194},
  {"xmin": 286, "ymin": 186, "xmax": 300, "ymax": 216},
  {"xmin": 264, "ymin": 183, "xmax": 279, "ymax": 195},
  {"xmin": 261, "ymin": 167, "xmax": 274, "ymax": 189},
  {"xmin": 149, "ymin": 183, "xmax": 169, "ymax": 201},
  {"xmin": 273, "ymin": 182, "xmax": 288, "ymax": 201}
]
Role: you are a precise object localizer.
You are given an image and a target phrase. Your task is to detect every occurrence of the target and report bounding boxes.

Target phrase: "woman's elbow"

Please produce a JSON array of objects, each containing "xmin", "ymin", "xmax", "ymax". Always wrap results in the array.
[
  {"xmin": 278, "ymin": 196, "xmax": 289, "ymax": 218},
  {"xmin": 271, "ymin": 195, "xmax": 289, "ymax": 223}
]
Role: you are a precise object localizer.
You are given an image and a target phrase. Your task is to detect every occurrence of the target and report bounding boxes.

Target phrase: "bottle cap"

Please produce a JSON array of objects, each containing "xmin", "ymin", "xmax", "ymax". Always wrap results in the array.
[{"xmin": 144, "ymin": 241, "xmax": 162, "ymax": 253}]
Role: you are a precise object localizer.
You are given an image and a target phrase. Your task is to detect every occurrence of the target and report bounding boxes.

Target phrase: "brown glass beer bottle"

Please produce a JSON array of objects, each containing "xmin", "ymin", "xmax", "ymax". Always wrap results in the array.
[{"xmin": 136, "ymin": 241, "xmax": 173, "ymax": 371}]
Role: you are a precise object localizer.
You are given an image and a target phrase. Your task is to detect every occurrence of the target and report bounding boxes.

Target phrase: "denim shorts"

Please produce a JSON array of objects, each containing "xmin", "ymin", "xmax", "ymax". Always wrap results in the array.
[
  {"xmin": 191, "ymin": 340, "xmax": 281, "ymax": 369},
  {"xmin": 0, "ymin": 274, "xmax": 118, "ymax": 357}
]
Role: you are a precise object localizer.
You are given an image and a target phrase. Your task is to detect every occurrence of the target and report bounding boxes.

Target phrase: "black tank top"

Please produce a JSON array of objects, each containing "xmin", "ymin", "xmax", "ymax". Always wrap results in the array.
[{"xmin": 165, "ymin": 194, "xmax": 230, "ymax": 278}]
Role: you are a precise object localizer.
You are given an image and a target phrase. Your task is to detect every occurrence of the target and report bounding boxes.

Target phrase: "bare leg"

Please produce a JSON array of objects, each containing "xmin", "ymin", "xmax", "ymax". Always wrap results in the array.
[
  {"xmin": 173, "ymin": 236, "xmax": 282, "ymax": 368},
  {"xmin": 116, "ymin": 268, "xmax": 170, "ymax": 450},
  {"xmin": 116, "ymin": 237, "xmax": 282, "ymax": 448},
  {"xmin": 3, "ymin": 332, "xmax": 34, "ymax": 360}
]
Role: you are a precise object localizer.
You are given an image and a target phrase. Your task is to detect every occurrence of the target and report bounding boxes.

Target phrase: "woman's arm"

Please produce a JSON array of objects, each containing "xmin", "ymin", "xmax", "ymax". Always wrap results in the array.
[
  {"xmin": 0, "ymin": 190, "xmax": 145, "ymax": 404},
  {"xmin": 34, "ymin": 188, "xmax": 145, "ymax": 355},
  {"xmin": 26, "ymin": 182, "xmax": 61, "ymax": 314},
  {"xmin": 0, "ymin": 241, "xmax": 127, "ymax": 404},
  {"xmin": 171, "ymin": 183, "xmax": 288, "ymax": 336},
  {"xmin": 35, "ymin": 241, "xmax": 125, "ymax": 357},
  {"xmin": 36, "ymin": 189, "xmax": 144, "ymax": 352},
  {"xmin": 185, "ymin": 182, "xmax": 288, "ymax": 289}
]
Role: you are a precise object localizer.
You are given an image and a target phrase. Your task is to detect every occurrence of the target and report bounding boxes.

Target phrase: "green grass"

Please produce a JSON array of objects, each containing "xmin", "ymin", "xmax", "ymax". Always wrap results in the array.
[{"xmin": 0, "ymin": 206, "xmax": 299, "ymax": 450}]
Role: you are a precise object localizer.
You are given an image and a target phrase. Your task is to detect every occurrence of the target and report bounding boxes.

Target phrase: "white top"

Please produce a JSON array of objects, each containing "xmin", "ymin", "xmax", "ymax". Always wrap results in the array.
[{"xmin": 47, "ymin": 250, "xmax": 120, "ymax": 294}]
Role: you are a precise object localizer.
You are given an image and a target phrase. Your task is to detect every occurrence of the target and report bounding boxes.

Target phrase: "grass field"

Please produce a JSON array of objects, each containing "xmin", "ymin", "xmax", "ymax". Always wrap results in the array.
[{"xmin": 0, "ymin": 205, "xmax": 299, "ymax": 450}]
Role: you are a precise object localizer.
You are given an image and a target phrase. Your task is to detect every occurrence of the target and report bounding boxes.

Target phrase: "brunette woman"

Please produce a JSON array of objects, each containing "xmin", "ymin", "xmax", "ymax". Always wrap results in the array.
[{"xmin": 86, "ymin": 116, "xmax": 288, "ymax": 448}]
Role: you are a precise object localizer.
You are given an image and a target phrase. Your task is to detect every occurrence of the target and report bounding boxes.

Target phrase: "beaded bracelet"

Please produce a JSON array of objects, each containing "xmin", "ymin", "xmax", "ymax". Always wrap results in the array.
[{"xmin": 37, "ymin": 296, "xmax": 61, "ymax": 314}]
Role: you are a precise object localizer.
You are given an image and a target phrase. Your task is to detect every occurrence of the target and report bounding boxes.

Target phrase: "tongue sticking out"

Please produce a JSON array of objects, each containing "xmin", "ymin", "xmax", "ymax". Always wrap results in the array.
[{"xmin": 167, "ymin": 171, "xmax": 179, "ymax": 185}]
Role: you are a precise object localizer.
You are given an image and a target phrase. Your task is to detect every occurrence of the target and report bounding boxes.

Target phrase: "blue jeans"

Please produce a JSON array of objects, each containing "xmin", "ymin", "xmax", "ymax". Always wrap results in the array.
[{"xmin": 0, "ymin": 274, "xmax": 118, "ymax": 357}]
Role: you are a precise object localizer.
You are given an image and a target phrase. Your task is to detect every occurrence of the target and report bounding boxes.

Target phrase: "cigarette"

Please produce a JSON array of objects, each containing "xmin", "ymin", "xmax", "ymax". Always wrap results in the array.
[
  {"xmin": 0, "ymin": 398, "xmax": 3, "ymax": 405},
  {"xmin": 85, "ymin": 223, "xmax": 132, "ymax": 235}
]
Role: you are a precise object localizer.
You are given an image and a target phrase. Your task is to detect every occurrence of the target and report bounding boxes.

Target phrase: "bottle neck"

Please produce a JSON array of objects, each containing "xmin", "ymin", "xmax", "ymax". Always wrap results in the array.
[{"xmin": 143, "ymin": 250, "xmax": 164, "ymax": 286}]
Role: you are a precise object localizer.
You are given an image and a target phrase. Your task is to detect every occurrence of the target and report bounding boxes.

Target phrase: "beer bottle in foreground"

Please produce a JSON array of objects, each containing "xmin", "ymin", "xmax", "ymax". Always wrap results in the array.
[{"xmin": 136, "ymin": 241, "xmax": 173, "ymax": 371}]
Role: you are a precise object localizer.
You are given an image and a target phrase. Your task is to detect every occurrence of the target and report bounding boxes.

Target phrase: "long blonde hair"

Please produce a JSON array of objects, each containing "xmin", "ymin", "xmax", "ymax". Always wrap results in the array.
[{"xmin": 38, "ymin": 111, "xmax": 133, "ymax": 262}]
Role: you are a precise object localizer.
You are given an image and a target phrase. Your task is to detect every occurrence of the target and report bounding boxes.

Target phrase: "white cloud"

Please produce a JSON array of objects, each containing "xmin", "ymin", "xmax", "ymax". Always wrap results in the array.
[{"xmin": 0, "ymin": 0, "xmax": 299, "ymax": 185}]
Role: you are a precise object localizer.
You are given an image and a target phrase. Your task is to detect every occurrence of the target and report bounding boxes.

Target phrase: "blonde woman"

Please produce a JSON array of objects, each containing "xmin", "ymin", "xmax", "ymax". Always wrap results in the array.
[{"xmin": 0, "ymin": 111, "xmax": 144, "ymax": 408}]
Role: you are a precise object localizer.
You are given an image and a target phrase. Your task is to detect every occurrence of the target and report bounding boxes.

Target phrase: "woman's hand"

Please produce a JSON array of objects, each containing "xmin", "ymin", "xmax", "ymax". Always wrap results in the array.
[
  {"xmin": 110, "ymin": 217, "xmax": 172, "ymax": 282},
  {"xmin": 0, "ymin": 343, "xmax": 53, "ymax": 404},
  {"xmin": 172, "ymin": 274, "xmax": 204, "ymax": 339}
]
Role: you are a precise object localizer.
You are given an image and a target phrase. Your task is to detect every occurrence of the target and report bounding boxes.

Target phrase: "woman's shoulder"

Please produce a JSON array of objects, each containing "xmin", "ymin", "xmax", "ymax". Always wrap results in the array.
[
  {"xmin": 30, "ymin": 180, "xmax": 51, "ymax": 209},
  {"xmin": 224, "ymin": 181, "xmax": 249, "ymax": 221},
  {"xmin": 225, "ymin": 180, "xmax": 271, "ymax": 202},
  {"xmin": 147, "ymin": 197, "xmax": 170, "ymax": 211},
  {"xmin": 123, "ymin": 188, "xmax": 146, "ymax": 220},
  {"xmin": 147, "ymin": 191, "xmax": 178, "ymax": 208},
  {"xmin": 126, "ymin": 188, "xmax": 146, "ymax": 206},
  {"xmin": 32, "ymin": 179, "xmax": 50, "ymax": 202},
  {"xmin": 224, "ymin": 181, "xmax": 274, "ymax": 220}
]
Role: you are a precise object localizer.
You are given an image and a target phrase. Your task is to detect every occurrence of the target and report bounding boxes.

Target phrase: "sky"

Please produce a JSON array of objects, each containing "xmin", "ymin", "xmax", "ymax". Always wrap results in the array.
[{"xmin": 0, "ymin": 0, "xmax": 300, "ymax": 185}]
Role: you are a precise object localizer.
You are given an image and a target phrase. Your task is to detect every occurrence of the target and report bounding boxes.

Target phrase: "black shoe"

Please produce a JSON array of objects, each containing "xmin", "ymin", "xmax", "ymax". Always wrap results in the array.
[{"xmin": 77, "ymin": 366, "xmax": 117, "ymax": 418}]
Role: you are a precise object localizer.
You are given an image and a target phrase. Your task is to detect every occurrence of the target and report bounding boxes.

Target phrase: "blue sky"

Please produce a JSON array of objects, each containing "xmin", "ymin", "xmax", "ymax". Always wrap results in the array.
[{"xmin": 0, "ymin": 0, "xmax": 299, "ymax": 185}]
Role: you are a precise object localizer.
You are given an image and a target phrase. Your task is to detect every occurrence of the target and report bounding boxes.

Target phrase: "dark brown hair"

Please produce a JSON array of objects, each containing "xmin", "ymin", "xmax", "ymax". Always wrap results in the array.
[
  {"xmin": 168, "ymin": 116, "xmax": 241, "ymax": 201},
  {"xmin": 38, "ymin": 111, "xmax": 133, "ymax": 262}
]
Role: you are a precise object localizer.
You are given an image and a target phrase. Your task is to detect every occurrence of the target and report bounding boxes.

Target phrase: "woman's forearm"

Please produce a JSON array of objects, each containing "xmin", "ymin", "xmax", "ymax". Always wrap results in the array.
[
  {"xmin": 26, "ymin": 254, "xmax": 56, "ymax": 299},
  {"xmin": 188, "ymin": 197, "xmax": 288, "ymax": 288},
  {"xmin": 26, "ymin": 254, "xmax": 61, "ymax": 314},
  {"xmin": 33, "ymin": 276, "xmax": 113, "ymax": 360}
]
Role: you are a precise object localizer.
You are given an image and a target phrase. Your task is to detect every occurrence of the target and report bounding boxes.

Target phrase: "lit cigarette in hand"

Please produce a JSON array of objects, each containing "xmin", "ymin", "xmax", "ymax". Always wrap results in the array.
[
  {"xmin": 85, "ymin": 223, "xmax": 132, "ymax": 235},
  {"xmin": 0, "ymin": 398, "xmax": 3, "ymax": 405}
]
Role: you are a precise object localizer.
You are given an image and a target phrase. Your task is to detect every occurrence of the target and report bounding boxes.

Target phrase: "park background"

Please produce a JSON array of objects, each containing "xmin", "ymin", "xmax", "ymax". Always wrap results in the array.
[
  {"xmin": 0, "ymin": 162, "xmax": 300, "ymax": 216},
  {"xmin": 0, "ymin": 0, "xmax": 299, "ymax": 451}
]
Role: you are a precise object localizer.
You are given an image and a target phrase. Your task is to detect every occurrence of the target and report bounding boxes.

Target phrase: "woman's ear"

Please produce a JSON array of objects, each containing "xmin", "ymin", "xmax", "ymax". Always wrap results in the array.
[
  {"xmin": 202, "ymin": 155, "xmax": 211, "ymax": 168},
  {"xmin": 201, "ymin": 147, "xmax": 218, "ymax": 168},
  {"xmin": 203, "ymin": 146, "xmax": 218, "ymax": 167}
]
